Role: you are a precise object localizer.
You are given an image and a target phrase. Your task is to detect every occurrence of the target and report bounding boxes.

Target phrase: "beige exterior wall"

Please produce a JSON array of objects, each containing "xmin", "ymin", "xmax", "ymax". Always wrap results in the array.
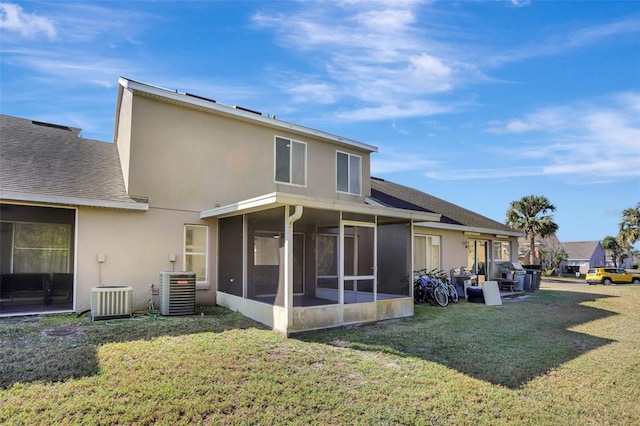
[
  {"xmin": 436, "ymin": 228, "xmax": 468, "ymax": 272},
  {"xmin": 415, "ymin": 225, "xmax": 520, "ymax": 276},
  {"xmin": 76, "ymin": 206, "xmax": 216, "ymax": 313},
  {"xmin": 115, "ymin": 87, "xmax": 133, "ymax": 193},
  {"xmin": 117, "ymin": 91, "xmax": 372, "ymax": 213}
]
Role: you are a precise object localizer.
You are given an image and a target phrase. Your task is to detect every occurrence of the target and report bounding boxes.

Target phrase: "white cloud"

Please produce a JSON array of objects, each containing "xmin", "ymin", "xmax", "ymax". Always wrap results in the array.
[
  {"xmin": 2, "ymin": 49, "xmax": 139, "ymax": 87},
  {"xmin": 334, "ymin": 100, "xmax": 452, "ymax": 121},
  {"xmin": 379, "ymin": 92, "xmax": 640, "ymax": 183},
  {"xmin": 281, "ymin": 79, "xmax": 338, "ymax": 104},
  {"xmin": 486, "ymin": 106, "xmax": 571, "ymax": 134},
  {"xmin": 0, "ymin": 2, "xmax": 156, "ymax": 90},
  {"xmin": 424, "ymin": 166, "xmax": 541, "ymax": 180},
  {"xmin": 354, "ymin": 8, "xmax": 416, "ymax": 31},
  {"xmin": 0, "ymin": 2, "xmax": 56, "ymax": 39},
  {"xmin": 485, "ymin": 16, "xmax": 640, "ymax": 68},
  {"xmin": 509, "ymin": 0, "xmax": 531, "ymax": 7},
  {"xmin": 372, "ymin": 150, "xmax": 441, "ymax": 174},
  {"xmin": 252, "ymin": 1, "xmax": 476, "ymax": 119},
  {"xmin": 470, "ymin": 94, "xmax": 640, "ymax": 181},
  {"xmin": 567, "ymin": 17, "xmax": 639, "ymax": 48}
]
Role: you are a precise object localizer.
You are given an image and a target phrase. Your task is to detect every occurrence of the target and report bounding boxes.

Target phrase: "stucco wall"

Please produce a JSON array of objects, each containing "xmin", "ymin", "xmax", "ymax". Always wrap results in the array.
[
  {"xmin": 415, "ymin": 225, "xmax": 519, "ymax": 278},
  {"xmin": 76, "ymin": 207, "xmax": 216, "ymax": 313},
  {"xmin": 115, "ymin": 87, "xmax": 134, "ymax": 193},
  {"xmin": 121, "ymin": 94, "xmax": 372, "ymax": 212}
]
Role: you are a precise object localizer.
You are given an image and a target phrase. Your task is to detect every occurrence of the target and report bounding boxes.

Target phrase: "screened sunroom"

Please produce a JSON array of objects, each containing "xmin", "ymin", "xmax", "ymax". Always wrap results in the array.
[
  {"xmin": 203, "ymin": 192, "xmax": 440, "ymax": 335},
  {"xmin": 0, "ymin": 204, "xmax": 75, "ymax": 315}
]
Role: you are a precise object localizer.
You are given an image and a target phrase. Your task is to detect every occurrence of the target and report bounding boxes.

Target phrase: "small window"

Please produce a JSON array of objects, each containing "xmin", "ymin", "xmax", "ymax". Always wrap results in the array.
[
  {"xmin": 275, "ymin": 136, "xmax": 306, "ymax": 186},
  {"xmin": 184, "ymin": 225, "xmax": 208, "ymax": 286},
  {"xmin": 493, "ymin": 241, "xmax": 510, "ymax": 261},
  {"xmin": 336, "ymin": 151, "xmax": 361, "ymax": 195},
  {"xmin": 414, "ymin": 234, "xmax": 441, "ymax": 272}
]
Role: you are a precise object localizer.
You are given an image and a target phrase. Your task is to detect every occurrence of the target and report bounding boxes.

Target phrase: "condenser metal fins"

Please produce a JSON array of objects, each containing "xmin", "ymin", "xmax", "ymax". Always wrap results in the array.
[{"xmin": 159, "ymin": 272, "xmax": 196, "ymax": 316}]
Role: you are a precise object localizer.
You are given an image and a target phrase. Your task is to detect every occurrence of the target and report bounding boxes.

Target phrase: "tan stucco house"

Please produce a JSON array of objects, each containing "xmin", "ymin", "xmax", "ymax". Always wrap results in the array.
[{"xmin": 0, "ymin": 77, "xmax": 523, "ymax": 334}]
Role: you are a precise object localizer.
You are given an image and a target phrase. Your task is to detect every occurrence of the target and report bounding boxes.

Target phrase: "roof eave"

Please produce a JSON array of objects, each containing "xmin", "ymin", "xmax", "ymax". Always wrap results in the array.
[
  {"xmin": 414, "ymin": 220, "xmax": 525, "ymax": 238},
  {"xmin": 201, "ymin": 192, "xmax": 441, "ymax": 222},
  {"xmin": 1, "ymin": 191, "xmax": 149, "ymax": 211}
]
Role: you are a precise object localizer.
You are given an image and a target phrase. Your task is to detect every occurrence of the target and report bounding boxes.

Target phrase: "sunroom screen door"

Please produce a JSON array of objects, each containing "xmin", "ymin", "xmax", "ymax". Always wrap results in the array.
[{"xmin": 342, "ymin": 222, "xmax": 376, "ymax": 304}]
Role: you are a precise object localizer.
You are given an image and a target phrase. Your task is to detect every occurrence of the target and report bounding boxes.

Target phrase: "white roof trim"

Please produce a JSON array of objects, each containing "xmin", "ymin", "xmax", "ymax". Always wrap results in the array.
[
  {"xmin": 119, "ymin": 77, "xmax": 378, "ymax": 153},
  {"xmin": 414, "ymin": 220, "xmax": 525, "ymax": 237},
  {"xmin": 1, "ymin": 191, "xmax": 149, "ymax": 211},
  {"xmin": 201, "ymin": 192, "xmax": 441, "ymax": 222}
]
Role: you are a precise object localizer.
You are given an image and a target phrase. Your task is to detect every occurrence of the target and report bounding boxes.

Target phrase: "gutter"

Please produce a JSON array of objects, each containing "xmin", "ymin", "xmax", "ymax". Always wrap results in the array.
[
  {"xmin": 0, "ymin": 191, "xmax": 149, "ymax": 211},
  {"xmin": 414, "ymin": 220, "xmax": 525, "ymax": 238}
]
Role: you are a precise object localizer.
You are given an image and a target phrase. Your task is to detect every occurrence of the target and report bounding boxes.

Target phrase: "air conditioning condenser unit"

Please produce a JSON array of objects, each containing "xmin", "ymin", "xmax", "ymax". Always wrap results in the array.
[{"xmin": 159, "ymin": 271, "xmax": 196, "ymax": 316}]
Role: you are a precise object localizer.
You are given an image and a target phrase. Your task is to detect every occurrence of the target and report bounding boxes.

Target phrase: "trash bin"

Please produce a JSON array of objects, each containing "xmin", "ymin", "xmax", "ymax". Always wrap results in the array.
[
  {"xmin": 531, "ymin": 270, "xmax": 541, "ymax": 290},
  {"xmin": 523, "ymin": 273, "xmax": 532, "ymax": 291},
  {"xmin": 526, "ymin": 270, "xmax": 541, "ymax": 291}
]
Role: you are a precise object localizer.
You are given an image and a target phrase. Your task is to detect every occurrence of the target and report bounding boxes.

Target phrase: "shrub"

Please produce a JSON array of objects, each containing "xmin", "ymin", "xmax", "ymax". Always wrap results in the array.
[{"xmin": 523, "ymin": 264, "xmax": 542, "ymax": 270}]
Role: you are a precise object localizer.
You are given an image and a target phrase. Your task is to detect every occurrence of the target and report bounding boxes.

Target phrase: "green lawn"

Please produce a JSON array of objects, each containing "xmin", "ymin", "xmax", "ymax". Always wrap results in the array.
[{"xmin": 1, "ymin": 283, "xmax": 639, "ymax": 425}]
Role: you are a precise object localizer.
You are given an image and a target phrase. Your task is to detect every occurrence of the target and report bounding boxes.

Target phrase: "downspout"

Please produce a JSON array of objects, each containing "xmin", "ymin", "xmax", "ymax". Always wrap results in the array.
[{"xmin": 284, "ymin": 205, "xmax": 303, "ymax": 335}]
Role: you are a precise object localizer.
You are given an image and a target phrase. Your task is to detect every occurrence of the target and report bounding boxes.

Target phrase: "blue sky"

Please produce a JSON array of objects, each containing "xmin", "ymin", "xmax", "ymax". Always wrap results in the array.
[{"xmin": 1, "ymin": 0, "xmax": 639, "ymax": 247}]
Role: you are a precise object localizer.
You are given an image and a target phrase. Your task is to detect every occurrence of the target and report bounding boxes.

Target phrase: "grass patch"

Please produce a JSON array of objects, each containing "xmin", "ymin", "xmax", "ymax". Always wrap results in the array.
[{"xmin": 1, "ymin": 285, "xmax": 639, "ymax": 425}]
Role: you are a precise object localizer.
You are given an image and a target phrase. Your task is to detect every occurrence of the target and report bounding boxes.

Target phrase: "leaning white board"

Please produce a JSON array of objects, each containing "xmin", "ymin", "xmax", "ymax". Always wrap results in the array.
[{"xmin": 482, "ymin": 281, "xmax": 502, "ymax": 306}]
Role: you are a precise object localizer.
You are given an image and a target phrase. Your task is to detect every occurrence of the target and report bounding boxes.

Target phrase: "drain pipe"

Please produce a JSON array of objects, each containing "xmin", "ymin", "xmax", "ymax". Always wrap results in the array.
[{"xmin": 284, "ymin": 205, "xmax": 303, "ymax": 335}]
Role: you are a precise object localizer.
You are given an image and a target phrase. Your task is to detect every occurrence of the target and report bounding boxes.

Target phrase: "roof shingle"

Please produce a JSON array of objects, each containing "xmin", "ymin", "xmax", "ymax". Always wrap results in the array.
[
  {"xmin": 0, "ymin": 114, "xmax": 138, "ymax": 205},
  {"xmin": 370, "ymin": 177, "xmax": 515, "ymax": 232}
]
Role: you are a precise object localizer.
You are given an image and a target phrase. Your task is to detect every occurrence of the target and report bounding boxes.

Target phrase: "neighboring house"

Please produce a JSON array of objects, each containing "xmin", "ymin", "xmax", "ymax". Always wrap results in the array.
[
  {"xmin": 0, "ymin": 77, "xmax": 523, "ymax": 334},
  {"xmin": 559, "ymin": 241, "xmax": 606, "ymax": 275},
  {"xmin": 604, "ymin": 248, "xmax": 635, "ymax": 269},
  {"xmin": 517, "ymin": 234, "xmax": 564, "ymax": 267}
]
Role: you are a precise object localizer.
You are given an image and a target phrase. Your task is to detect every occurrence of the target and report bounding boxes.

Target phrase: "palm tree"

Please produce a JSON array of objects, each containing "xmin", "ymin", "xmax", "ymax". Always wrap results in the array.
[
  {"xmin": 554, "ymin": 249, "xmax": 568, "ymax": 269},
  {"xmin": 506, "ymin": 195, "xmax": 559, "ymax": 265},
  {"xmin": 602, "ymin": 235, "xmax": 622, "ymax": 267},
  {"xmin": 618, "ymin": 203, "xmax": 640, "ymax": 246},
  {"xmin": 538, "ymin": 246, "xmax": 549, "ymax": 269}
]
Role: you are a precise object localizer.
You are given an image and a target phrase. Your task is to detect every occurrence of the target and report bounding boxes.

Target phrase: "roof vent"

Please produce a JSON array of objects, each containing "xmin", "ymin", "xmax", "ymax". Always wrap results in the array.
[
  {"xmin": 234, "ymin": 105, "xmax": 262, "ymax": 115},
  {"xmin": 32, "ymin": 120, "xmax": 72, "ymax": 131},
  {"xmin": 186, "ymin": 92, "xmax": 216, "ymax": 103}
]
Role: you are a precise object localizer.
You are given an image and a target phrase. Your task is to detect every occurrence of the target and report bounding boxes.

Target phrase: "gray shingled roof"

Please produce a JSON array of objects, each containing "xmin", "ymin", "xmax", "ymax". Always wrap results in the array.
[
  {"xmin": 562, "ymin": 241, "xmax": 601, "ymax": 260},
  {"xmin": 370, "ymin": 177, "xmax": 515, "ymax": 232},
  {"xmin": 0, "ymin": 114, "xmax": 141, "ymax": 207}
]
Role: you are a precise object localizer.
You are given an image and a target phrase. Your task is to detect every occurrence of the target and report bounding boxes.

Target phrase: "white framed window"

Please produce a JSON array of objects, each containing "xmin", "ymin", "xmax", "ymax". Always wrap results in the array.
[
  {"xmin": 275, "ymin": 136, "xmax": 306, "ymax": 186},
  {"xmin": 184, "ymin": 225, "xmax": 208, "ymax": 287},
  {"xmin": 414, "ymin": 234, "xmax": 441, "ymax": 272},
  {"xmin": 493, "ymin": 241, "xmax": 510, "ymax": 261},
  {"xmin": 336, "ymin": 151, "xmax": 361, "ymax": 195}
]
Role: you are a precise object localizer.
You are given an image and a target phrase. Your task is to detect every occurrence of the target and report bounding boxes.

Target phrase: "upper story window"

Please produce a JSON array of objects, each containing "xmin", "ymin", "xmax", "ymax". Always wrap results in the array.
[
  {"xmin": 275, "ymin": 136, "xmax": 306, "ymax": 186},
  {"xmin": 336, "ymin": 151, "xmax": 361, "ymax": 195}
]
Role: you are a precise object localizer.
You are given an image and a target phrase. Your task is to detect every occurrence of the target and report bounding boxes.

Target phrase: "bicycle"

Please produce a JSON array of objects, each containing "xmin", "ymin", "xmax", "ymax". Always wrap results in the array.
[
  {"xmin": 431, "ymin": 268, "xmax": 459, "ymax": 304},
  {"xmin": 414, "ymin": 268, "xmax": 448, "ymax": 307}
]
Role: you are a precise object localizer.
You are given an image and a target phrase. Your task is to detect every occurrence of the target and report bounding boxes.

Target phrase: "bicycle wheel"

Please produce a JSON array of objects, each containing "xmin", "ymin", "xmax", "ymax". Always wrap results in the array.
[
  {"xmin": 413, "ymin": 281, "xmax": 426, "ymax": 304},
  {"xmin": 433, "ymin": 286, "xmax": 448, "ymax": 307},
  {"xmin": 448, "ymin": 284, "xmax": 459, "ymax": 303}
]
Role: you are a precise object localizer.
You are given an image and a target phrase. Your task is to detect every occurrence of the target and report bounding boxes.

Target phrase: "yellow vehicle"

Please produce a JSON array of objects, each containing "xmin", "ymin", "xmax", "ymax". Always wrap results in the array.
[{"xmin": 586, "ymin": 267, "xmax": 640, "ymax": 285}]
